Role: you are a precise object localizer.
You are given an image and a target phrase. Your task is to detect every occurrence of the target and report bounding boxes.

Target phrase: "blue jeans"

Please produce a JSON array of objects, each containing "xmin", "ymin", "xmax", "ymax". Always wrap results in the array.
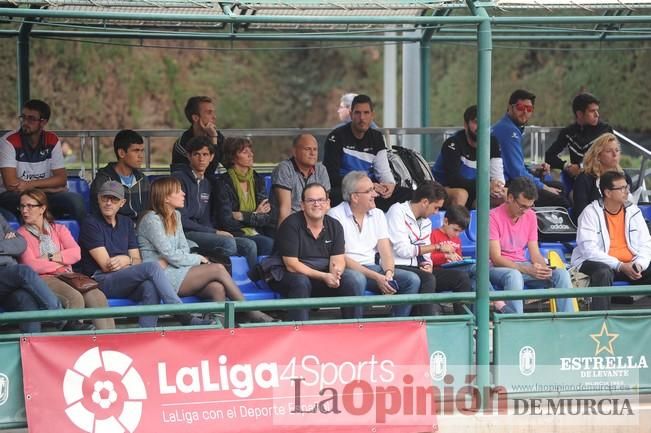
[
  {"xmin": 0, "ymin": 264, "xmax": 62, "ymax": 333},
  {"xmin": 93, "ymin": 262, "xmax": 184, "ymax": 328},
  {"xmin": 245, "ymin": 234, "xmax": 274, "ymax": 258},
  {"xmin": 186, "ymin": 231, "xmax": 238, "ymax": 257},
  {"xmin": 186, "ymin": 231, "xmax": 258, "ymax": 269},
  {"xmin": 269, "ymin": 269, "xmax": 365, "ymax": 321},
  {"xmin": 346, "ymin": 265, "xmax": 420, "ymax": 317},
  {"xmin": 235, "ymin": 236, "xmax": 258, "ymax": 269},
  {"xmin": 489, "ymin": 263, "xmax": 574, "ymax": 314}
]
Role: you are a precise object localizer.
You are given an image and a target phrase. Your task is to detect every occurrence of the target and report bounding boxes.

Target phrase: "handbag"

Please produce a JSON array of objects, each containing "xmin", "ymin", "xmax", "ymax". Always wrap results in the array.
[{"xmin": 56, "ymin": 272, "xmax": 99, "ymax": 293}]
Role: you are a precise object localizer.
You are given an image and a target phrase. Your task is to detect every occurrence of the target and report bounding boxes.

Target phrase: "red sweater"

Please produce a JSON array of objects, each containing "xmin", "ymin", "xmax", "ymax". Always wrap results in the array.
[{"xmin": 429, "ymin": 228, "xmax": 462, "ymax": 267}]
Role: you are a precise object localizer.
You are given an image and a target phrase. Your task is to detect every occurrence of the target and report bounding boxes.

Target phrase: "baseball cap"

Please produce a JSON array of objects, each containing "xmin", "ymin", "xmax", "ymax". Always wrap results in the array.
[{"xmin": 97, "ymin": 180, "xmax": 125, "ymax": 200}]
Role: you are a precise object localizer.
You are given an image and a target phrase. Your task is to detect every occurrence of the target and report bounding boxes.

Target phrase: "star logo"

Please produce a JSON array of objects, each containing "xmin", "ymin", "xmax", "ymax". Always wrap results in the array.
[{"xmin": 590, "ymin": 322, "xmax": 619, "ymax": 356}]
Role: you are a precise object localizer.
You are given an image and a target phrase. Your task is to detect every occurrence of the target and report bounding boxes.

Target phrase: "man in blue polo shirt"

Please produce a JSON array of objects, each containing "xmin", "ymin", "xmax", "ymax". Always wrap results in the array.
[
  {"xmin": 0, "ymin": 99, "xmax": 86, "ymax": 221},
  {"xmin": 270, "ymin": 183, "xmax": 364, "ymax": 321},
  {"xmin": 80, "ymin": 181, "xmax": 211, "ymax": 327}
]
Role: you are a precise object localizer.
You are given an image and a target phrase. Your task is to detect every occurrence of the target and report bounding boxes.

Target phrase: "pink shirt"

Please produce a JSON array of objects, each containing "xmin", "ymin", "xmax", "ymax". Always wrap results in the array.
[
  {"xmin": 17, "ymin": 223, "xmax": 81, "ymax": 275},
  {"xmin": 489, "ymin": 203, "xmax": 537, "ymax": 263}
]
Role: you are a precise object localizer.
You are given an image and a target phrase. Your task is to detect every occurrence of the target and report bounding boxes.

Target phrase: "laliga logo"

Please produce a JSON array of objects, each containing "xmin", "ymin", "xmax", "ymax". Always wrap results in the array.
[{"xmin": 63, "ymin": 347, "xmax": 147, "ymax": 433}]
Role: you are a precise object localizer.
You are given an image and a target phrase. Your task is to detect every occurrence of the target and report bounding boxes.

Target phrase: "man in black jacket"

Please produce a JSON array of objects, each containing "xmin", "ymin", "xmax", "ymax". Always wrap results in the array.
[
  {"xmin": 545, "ymin": 93, "xmax": 613, "ymax": 181},
  {"xmin": 171, "ymin": 96, "xmax": 224, "ymax": 180}
]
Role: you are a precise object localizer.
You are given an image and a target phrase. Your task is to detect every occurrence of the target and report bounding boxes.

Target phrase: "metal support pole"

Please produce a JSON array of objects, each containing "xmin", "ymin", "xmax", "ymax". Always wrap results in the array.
[
  {"xmin": 401, "ymin": 28, "xmax": 421, "ymax": 150},
  {"xmin": 468, "ymin": 0, "xmax": 492, "ymax": 409},
  {"xmin": 383, "ymin": 36, "xmax": 398, "ymax": 133},
  {"xmin": 16, "ymin": 21, "xmax": 33, "ymax": 110},
  {"xmin": 420, "ymin": 40, "xmax": 432, "ymax": 159}
]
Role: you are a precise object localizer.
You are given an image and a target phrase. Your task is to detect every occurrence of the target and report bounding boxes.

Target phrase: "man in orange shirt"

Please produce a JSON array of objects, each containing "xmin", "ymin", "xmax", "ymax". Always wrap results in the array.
[{"xmin": 571, "ymin": 171, "xmax": 651, "ymax": 310}]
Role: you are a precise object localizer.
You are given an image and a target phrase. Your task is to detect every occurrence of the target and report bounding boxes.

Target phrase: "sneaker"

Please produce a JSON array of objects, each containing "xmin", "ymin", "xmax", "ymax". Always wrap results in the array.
[
  {"xmin": 189, "ymin": 317, "xmax": 216, "ymax": 326},
  {"xmin": 244, "ymin": 311, "xmax": 279, "ymax": 323},
  {"xmin": 62, "ymin": 321, "xmax": 95, "ymax": 331},
  {"xmin": 496, "ymin": 304, "xmax": 517, "ymax": 314}
]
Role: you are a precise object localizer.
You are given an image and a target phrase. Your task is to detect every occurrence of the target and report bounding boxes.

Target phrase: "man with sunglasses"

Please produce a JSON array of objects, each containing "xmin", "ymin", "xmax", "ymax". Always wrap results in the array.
[
  {"xmin": 492, "ymin": 89, "xmax": 570, "ymax": 208},
  {"xmin": 0, "ymin": 99, "xmax": 86, "ymax": 222},
  {"xmin": 571, "ymin": 171, "xmax": 651, "ymax": 310},
  {"xmin": 269, "ymin": 182, "xmax": 364, "ymax": 321},
  {"xmin": 488, "ymin": 177, "xmax": 575, "ymax": 314}
]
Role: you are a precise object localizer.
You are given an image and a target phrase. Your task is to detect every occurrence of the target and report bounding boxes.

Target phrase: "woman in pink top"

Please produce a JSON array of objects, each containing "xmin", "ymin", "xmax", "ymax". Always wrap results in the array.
[{"xmin": 17, "ymin": 189, "xmax": 114, "ymax": 330}]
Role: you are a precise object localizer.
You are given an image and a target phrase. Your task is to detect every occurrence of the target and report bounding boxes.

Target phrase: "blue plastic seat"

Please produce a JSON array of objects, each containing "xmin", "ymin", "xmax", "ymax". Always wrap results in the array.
[
  {"xmin": 230, "ymin": 256, "xmax": 277, "ymax": 301},
  {"xmin": 429, "ymin": 211, "xmax": 445, "ymax": 229},
  {"xmin": 56, "ymin": 219, "xmax": 80, "ymax": 241},
  {"xmin": 466, "ymin": 210, "xmax": 478, "ymax": 242},
  {"xmin": 107, "ymin": 296, "xmax": 204, "ymax": 308},
  {"xmin": 460, "ymin": 231, "xmax": 476, "ymax": 258},
  {"xmin": 264, "ymin": 175, "xmax": 272, "ymax": 197},
  {"xmin": 67, "ymin": 176, "xmax": 91, "ymax": 212}
]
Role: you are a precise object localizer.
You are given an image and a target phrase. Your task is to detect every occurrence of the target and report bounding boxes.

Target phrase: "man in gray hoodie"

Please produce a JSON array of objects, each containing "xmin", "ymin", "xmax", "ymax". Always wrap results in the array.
[{"xmin": 90, "ymin": 129, "xmax": 150, "ymax": 222}]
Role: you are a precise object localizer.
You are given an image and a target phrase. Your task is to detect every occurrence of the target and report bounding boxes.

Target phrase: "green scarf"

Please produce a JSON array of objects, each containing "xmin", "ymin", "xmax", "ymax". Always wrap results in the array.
[{"xmin": 228, "ymin": 168, "xmax": 258, "ymax": 236}]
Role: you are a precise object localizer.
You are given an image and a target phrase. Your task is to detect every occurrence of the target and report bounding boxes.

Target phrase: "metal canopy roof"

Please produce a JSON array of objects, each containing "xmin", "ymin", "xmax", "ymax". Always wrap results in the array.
[{"xmin": 0, "ymin": 1, "xmax": 650, "ymax": 41}]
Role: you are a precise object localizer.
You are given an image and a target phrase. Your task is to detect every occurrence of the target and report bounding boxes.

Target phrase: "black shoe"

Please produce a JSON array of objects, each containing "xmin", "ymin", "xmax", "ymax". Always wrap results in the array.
[{"xmin": 63, "ymin": 321, "xmax": 94, "ymax": 331}]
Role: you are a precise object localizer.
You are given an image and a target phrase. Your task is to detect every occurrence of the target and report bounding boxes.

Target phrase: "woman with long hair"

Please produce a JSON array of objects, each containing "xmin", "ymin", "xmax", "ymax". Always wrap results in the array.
[
  {"xmin": 138, "ymin": 177, "xmax": 275, "ymax": 323},
  {"xmin": 214, "ymin": 137, "xmax": 274, "ymax": 268},
  {"xmin": 17, "ymin": 188, "xmax": 113, "ymax": 330},
  {"xmin": 572, "ymin": 133, "xmax": 632, "ymax": 222}
]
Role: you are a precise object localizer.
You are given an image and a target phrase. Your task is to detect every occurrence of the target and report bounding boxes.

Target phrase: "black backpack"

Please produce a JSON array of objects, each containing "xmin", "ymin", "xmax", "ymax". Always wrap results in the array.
[
  {"xmin": 534, "ymin": 206, "xmax": 577, "ymax": 242},
  {"xmin": 387, "ymin": 146, "xmax": 434, "ymax": 190}
]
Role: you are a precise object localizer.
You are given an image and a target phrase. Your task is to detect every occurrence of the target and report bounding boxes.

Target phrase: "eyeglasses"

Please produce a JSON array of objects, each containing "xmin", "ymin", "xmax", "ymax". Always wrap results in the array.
[
  {"xmin": 512, "ymin": 103, "xmax": 534, "ymax": 113},
  {"xmin": 18, "ymin": 203, "xmax": 42, "ymax": 210},
  {"xmin": 514, "ymin": 198, "xmax": 534, "ymax": 211},
  {"xmin": 303, "ymin": 198, "xmax": 328, "ymax": 205},
  {"xmin": 100, "ymin": 196, "xmax": 122, "ymax": 203},
  {"xmin": 353, "ymin": 188, "xmax": 375, "ymax": 195},
  {"xmin": 609, "ymin": 185, "xmax": 630, "ymax": 192},
  {"xmin": 18, "ymin": 114, "xmax": 43, "ymax": 123}
]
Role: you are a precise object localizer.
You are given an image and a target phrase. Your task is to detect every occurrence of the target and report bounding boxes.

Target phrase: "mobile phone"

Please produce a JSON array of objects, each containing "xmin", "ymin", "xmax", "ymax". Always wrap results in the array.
[
  {"xmin": 548, "ymin": 266, "xmax": 556, "ymax": 270},
  {"xmin": 387, "ymin": 280, "xmax": 400, "ymax": 291},
  {"xmin": 633, "ymin": 263, "xmax": 642, "ymax": 273}
]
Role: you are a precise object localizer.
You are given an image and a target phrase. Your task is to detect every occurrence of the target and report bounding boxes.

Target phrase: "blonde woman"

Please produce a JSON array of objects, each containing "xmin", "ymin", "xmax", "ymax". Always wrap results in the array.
[
  {"xmin": 572, "ymin": 133, "xmax": 632, "ymax": 222},
  {"xmin": 137, "ymin": 177, "xmax": 275, "ymax": 323}
]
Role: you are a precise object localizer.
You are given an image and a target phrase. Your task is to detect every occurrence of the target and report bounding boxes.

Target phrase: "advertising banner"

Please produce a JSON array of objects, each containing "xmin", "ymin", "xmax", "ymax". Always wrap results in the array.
[
  {"xmin": 21, "ymin": 322, "xmax": 437, "ymax": 433},
  {"xmin": 425, "ymin": 321, "xmax": 473, "ymax": 391},
  {"xmin": 494, "ymin": 315, "xmax": 651, "ymax": 395},
  {"xmin": 0, "ymin": 342, "xmax": 25, "ymax": 427}
]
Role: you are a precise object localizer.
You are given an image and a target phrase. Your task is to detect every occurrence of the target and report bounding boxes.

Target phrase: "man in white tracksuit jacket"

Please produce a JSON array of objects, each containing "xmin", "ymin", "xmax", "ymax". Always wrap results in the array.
[{"xmin": 571, "ymin": 170, "xmax": 651, "ymax": 310}]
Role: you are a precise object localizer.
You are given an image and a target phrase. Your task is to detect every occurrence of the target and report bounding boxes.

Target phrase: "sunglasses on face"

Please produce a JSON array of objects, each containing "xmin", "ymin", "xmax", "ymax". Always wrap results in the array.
[{"xmin": 512, "ymin": 103, "xmax": 534, "ymax": 113}]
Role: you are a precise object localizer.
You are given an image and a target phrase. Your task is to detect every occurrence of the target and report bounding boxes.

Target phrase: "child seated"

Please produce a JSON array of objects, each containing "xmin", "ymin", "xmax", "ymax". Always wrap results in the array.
[{"xmin": 430, "ymin": 205, "xmax": 514, "ymax": 313}]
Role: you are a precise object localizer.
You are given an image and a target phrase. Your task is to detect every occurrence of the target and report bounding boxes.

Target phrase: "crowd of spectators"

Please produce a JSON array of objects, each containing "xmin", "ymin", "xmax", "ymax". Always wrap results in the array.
[{"xmin": 0, "ymin": 89, "xmax": 647, "ymax": 330}]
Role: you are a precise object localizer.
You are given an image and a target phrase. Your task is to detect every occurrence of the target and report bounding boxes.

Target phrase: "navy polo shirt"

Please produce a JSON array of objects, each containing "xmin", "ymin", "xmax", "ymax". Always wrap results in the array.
[
  {"xmin": 275, "ymin": 211, "xmax": 345, "ymax": 272},
  {"xmin": 79, "ymin": 213, "xmax": 138, "ymax": 275}
]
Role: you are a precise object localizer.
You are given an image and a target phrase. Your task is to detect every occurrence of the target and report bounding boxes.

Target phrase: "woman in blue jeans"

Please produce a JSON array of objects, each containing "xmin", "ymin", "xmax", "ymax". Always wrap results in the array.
[{"xmin": 214, "ymin": 137, "xmax": 275, "ymax": 267}]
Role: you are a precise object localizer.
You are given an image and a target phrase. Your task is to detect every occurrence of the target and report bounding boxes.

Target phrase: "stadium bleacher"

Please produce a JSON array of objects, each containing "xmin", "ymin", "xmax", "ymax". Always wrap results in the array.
[{"xmin": 9, "ymin": 175, "xmax": 649, "ymax": 313}]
